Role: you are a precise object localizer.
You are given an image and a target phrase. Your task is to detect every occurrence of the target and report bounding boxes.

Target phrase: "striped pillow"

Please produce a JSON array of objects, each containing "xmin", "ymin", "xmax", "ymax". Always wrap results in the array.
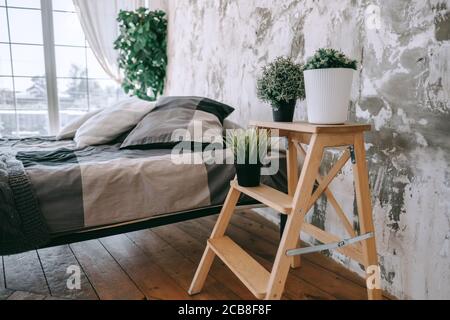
[{"xmin": 120, "ymin": 96, "xmax": 234, "ymax": 149}]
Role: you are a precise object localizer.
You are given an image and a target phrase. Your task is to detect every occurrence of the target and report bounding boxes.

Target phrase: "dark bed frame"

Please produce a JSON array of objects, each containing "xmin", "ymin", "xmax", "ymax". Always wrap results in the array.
[{"xmin": 43, "ymin": 200, "xmax": 285, "ymax": 249}]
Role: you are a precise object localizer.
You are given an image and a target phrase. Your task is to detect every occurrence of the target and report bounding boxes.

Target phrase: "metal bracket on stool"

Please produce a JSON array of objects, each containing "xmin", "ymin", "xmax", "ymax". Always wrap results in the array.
[
  {"xmin": 349, "ymin": 145, "xmax": 356, "ymax": 164},
  {"xmin": 286, "ymin": 232, "xmax": 374, "ymax": 256}
]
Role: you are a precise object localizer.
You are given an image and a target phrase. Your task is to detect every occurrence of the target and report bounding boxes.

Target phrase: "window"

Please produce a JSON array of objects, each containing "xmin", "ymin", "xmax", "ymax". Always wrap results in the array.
[{"xmin": 0, "ymin": 0, "xmax": 124, "ymax": 137}]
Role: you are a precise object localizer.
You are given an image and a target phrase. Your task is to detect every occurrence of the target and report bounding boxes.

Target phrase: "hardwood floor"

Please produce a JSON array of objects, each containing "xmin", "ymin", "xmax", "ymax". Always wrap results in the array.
[{"xmin": 0, "ymin": 210, "xmax": 390, "ymax": 300}]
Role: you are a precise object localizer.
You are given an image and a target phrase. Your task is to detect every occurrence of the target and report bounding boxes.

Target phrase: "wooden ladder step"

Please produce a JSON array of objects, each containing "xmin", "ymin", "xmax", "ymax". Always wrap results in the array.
[
  {"xmin": 208, "ymin": 236, "xmax": 270, "ymax": 299},
  {"xmin": 231, "ymin": 181, "xmax": 292, "ymax": 214}
]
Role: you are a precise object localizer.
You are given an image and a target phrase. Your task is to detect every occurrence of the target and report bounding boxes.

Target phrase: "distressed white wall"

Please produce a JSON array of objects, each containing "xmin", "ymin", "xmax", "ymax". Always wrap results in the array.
[{"xmin": 164, "ymin": 0, "xmax": 450, "ymax": 299}]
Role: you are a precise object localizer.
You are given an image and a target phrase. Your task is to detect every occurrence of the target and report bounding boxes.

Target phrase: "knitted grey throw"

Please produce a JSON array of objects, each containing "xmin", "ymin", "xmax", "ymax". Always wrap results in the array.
[{"xmin": 0, "ymin": 153, "xmax": 49, "ymax": 255}]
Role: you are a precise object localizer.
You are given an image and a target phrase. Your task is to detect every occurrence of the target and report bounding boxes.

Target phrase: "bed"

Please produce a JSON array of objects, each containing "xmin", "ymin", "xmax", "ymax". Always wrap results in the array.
[{"xmin": 0, "ymin": 136, "xmax": 287, "ymax": 255}]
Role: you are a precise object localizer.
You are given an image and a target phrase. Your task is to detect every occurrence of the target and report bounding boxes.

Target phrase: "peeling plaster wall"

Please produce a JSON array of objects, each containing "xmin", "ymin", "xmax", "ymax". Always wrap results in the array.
[{"xmin": 164, "ymin": 0, "xmax": 450, "ymax": 299}]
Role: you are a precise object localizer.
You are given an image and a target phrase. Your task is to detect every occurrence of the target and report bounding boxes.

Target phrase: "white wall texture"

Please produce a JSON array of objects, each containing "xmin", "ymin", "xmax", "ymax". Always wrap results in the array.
[{"xmin": 163, "ymin": 0, "xmax": 450, "ymax": 299}]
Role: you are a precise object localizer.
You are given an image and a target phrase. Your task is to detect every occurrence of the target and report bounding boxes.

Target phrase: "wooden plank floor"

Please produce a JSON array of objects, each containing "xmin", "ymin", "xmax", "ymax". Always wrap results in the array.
[{"xmin": 0, "ymin": 210, "xmax": 390, "ymax": 300}]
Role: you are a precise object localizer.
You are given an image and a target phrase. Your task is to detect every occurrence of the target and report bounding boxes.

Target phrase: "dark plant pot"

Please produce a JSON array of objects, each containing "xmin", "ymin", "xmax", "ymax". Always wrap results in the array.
[
  {"xmin": 272, "ymin": 100, "xmax": 296, "ymax": 122},
  {"xmin": 235, "ymin": 164, "xmax": 261, "ymax": 187}
]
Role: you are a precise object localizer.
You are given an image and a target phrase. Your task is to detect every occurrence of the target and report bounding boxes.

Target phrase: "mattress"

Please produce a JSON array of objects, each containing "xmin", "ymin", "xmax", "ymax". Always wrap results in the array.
[{"xmin": 1, "ymin": 138, "xmax": 286, "ymax": 235}]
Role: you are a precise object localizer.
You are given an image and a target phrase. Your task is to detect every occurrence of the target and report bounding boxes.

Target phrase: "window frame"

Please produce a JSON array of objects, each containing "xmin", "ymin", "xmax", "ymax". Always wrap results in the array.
[{"xmin": 41, "ymin": 0, "xmax": 59, "ymax": 134}]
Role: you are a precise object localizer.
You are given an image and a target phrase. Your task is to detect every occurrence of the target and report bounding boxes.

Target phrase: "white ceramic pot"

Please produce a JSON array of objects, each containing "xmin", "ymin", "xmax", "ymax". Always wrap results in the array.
[{"xmin": 304, "ymin": 68, "xmax": 354, "ymax": 124}]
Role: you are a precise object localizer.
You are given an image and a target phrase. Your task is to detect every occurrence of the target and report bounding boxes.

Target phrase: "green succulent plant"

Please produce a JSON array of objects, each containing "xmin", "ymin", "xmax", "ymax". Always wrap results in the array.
[
  {"xmin": 256, "ymin": 57, "xmax": 305, "ymax": 110},
  {"xmin": 114, "ymin": 8, "xmax": 167, "ymax": 101},
  {"xmin": 303, "ymin": 48, "xmax": 357, "ymax": 71},
  {"xmin": 225, "ymin": 128, "xmax": 270, "ymax": 164}
]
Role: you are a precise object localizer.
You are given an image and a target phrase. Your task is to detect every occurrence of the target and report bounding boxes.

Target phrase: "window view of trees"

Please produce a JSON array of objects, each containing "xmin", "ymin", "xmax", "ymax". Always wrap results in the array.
[
  {"xmin": 26, "ymin": 76, "xmax": 46, "ymax": 99},
  {"xmin": 0, "ymin": 65, "xmax": 123, "ymax": 136},
  {"xmin": 59, "ymin": 64, "xmax": 123, "ymax": 110},
  {"xmin": 0, "ymin": 0, "xmax": 125, "ymax": 137}
]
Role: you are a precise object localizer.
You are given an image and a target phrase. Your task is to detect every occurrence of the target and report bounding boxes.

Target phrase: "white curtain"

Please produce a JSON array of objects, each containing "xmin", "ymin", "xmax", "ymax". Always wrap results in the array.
[{"xmin": 72, "ymin": 0, "xmax": 147, "ymax": 83}]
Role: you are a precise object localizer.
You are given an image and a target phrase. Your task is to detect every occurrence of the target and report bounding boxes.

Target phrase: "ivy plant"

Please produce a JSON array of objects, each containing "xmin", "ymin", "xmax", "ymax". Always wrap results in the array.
[
  {"xmin": 256, "ymin": 57, "xmax": 305, "ymax": 110},
  {"xmin": 303, "ymin": 48, "xmax": 357, "ymax": 71},
  {"xmin": 114, "ymin": 8, "xmax": 167, "ymax": 101}
]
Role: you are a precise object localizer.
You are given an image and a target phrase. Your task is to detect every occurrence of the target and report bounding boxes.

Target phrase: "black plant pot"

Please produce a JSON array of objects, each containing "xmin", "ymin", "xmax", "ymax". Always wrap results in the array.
[
  {"xmin": 235, "ymin": 164, "xmax": 261, "ymax": 187},
  {"xmin": 272, "ymin": 100, "xmax": 296, "ymax": 122}
]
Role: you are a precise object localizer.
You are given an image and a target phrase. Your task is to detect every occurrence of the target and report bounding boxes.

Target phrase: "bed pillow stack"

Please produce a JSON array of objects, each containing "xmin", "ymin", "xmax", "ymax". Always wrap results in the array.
[
  {"xmin": 56, "ymin": 109, "xmax": 102, "ymax": 140},
  {"xmin": 72, "ymin": 97, "xmax": 156, "ymax": 148},
  {"xmin": 56, "ymin": 96, "xmax": 235, "ymax": 150},
  {"xmin": 120, "ymin": 96, "xmax": 234, "ymax": 149}
]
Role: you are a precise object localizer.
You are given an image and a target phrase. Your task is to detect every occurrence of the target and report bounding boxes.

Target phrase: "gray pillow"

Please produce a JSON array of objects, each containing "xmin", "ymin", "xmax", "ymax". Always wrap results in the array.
[{"xmin": 120, "ymin": 96, "xmax": 234, "ymax": 149}]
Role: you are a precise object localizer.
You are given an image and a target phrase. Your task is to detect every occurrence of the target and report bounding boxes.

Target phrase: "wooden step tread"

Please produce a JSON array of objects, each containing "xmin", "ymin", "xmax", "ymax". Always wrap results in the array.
[
  {"xmin": 231, "ymin": 181, "xmax": 292, "ymax": 214},
  {"xmin": 208, "ymin": 236, "xmax": 270, "ymax": 299}
]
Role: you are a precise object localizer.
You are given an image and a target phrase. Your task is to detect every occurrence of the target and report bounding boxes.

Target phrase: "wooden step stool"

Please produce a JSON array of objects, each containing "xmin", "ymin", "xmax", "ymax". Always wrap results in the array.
[{"xmin": 189, "ymin": 121, "xmax": 381, "ymax": 300}]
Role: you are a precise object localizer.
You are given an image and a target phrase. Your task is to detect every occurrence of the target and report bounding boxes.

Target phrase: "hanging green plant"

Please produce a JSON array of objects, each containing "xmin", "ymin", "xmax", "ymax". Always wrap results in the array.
[{"xmin": 114, "ymin": 8, "xmax": 167, "ymax": 101}]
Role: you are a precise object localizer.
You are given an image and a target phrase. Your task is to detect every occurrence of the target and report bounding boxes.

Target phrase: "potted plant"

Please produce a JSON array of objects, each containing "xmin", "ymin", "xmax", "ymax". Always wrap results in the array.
[
  {"xmin": 303, "ymin": 48, "xmax": 358, "ymax": 124},
  {"xmin": 114, "ymin": 8, "xmax": 167, "ymax": 101},
  {"xmin": 257, "ymin": 57, "xmax": 305, "ymax": 122},
  {"xmin": 226, "ymin": 128, "xmax": 270, "ymax": 187}
]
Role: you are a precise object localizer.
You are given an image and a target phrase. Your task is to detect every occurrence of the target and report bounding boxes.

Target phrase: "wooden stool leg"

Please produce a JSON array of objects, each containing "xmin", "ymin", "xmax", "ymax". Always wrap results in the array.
[
  {"xmin": 189, "ymin": 186, "xmax": 241, "ymax": 295},
  {"xmin": 287, "ymin": 138, "xmax": 302, "ymax": 269},
  {"xmin": 265, "ymin": 135, "xmax": 324, "ymax": 299},
  {"xmin": 353, "ymin": 133, "xmax": 382, "ymax": 300},
  {"xmin": 188, "ymin": 245, "xmax": 215, "ymax": 295}
]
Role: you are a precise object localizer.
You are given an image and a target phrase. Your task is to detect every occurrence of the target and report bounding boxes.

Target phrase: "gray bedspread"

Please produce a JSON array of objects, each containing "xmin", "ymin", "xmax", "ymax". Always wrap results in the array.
[{"xmin": 0, "ymin": 138, "xmax": 286, "ymax": 254}]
